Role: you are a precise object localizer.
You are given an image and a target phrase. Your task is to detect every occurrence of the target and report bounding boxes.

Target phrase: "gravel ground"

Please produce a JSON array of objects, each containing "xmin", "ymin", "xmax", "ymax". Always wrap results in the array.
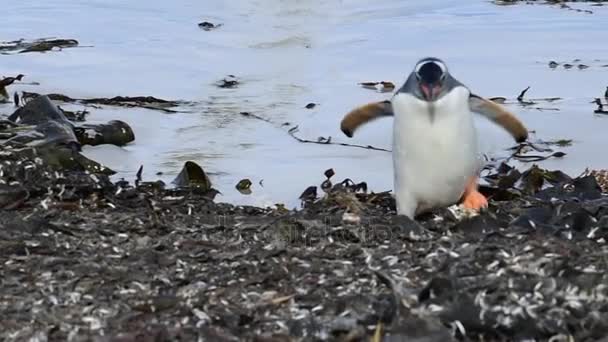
[{"xmin": 2, "ymin": 147, "xmax": 608, "ymax": 342}]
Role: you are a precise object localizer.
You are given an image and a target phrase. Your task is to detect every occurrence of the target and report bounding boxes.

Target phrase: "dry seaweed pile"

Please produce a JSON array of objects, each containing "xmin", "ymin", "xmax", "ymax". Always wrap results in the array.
[{"xmin": 1, "ymin": 135, "xmax": 608, "ymax": 341}]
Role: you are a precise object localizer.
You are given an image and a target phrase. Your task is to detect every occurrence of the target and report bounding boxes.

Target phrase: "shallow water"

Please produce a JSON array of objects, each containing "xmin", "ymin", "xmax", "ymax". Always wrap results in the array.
[{"xmin": 1, "ymin": 0, "xmax": 607, "ymax": 208}]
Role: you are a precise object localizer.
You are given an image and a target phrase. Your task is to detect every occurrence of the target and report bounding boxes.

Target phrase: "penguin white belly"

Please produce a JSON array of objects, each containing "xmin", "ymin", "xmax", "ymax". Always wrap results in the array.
[{"xmin": 391, "ymin": 87, "xmax": 479, "ymax": 217}]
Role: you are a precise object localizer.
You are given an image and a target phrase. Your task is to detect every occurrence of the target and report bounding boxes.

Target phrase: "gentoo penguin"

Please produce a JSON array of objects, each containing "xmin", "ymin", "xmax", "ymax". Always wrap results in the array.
[{"xmin": 340, "ymin": 57, "xmax": 528, "ymax": 218}]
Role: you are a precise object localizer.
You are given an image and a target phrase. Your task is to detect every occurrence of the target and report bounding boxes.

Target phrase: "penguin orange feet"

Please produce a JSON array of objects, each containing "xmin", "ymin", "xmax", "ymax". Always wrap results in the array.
[{"xmin": 461, "ymin": 176, "xmax": 488, "ymax": 211}]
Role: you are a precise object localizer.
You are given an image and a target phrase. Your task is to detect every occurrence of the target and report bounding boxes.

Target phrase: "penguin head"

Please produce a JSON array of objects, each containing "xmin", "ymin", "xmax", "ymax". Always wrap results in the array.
[{"xmin": 412, "ymin": 57, "xmax": 449, "ymax": 102}]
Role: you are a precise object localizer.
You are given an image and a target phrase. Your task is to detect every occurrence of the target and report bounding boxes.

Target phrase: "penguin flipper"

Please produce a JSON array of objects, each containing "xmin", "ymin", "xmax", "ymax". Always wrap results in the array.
[
  {"xmin": 468, "ymin": 94, "xmax": 528, "ymax": 143},
  {"xmin": 340, "ymin": 100, "xmax": 393, "ymax": 137}
]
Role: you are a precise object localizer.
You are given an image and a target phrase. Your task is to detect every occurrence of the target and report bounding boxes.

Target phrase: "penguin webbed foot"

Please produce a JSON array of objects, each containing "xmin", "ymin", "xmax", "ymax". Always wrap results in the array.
[
  {"xmin": 460, "ymin": 176, "xmax": 488, "ymax": 212},
  {"xmin": 462, "ymin": 189, "xmax": 488, "ymax": 212}
]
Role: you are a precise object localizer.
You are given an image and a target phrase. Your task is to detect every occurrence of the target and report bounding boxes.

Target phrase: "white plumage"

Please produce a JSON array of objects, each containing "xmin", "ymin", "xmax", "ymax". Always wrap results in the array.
[{"xmin": 391, "ymin": 85, "xmax": 481, "ymax": 217}]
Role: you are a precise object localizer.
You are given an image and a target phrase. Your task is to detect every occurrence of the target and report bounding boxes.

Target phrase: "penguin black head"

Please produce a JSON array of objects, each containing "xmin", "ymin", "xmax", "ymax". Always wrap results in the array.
[
  {"xmin": 414, "ymin": 57, "xmax": 448, "ymax": 102},
  {"xmin": 397, "ymin": 57, "xmax": 463, "ymax": 103}
]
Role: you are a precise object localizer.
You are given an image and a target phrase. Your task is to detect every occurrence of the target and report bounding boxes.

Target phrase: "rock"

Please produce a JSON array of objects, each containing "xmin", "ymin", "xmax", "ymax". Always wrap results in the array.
[
  {"xmin": 172, "ymin": 161, "xmax": 212, "ymax": 190},
  {"xmin": 73, "ymin": 120, "xmax": 135, "ymax": 146},
  {"xmin": 8, "ymin": 95, "xmax": 72, "ymax": 125},
  {"xmin": 4, "ymin": 95, "xmax": 81, "ymax": 150},
  {"xmin": 235, "ymin": 179, "xmax": 252, "ymax": 194}
]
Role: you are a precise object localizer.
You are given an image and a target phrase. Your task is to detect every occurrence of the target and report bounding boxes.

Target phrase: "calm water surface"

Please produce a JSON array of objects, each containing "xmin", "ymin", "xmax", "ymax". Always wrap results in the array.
[{"xmin": 1, "ymin": 1, "xmax": 607, "ymax": 208}]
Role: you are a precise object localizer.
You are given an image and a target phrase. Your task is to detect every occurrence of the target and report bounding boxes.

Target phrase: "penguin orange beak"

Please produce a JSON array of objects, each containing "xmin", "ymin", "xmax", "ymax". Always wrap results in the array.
[{"xmin": 421, "ymin": 82, "xmax": 441, "ymax": 101}]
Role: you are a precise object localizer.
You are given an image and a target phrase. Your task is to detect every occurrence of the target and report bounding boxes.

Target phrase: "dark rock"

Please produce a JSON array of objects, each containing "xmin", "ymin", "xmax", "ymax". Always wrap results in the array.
[
  {"xmin": 235, "ymin": 179, "xmax": 252, "ymax": 194},
  {"xmin": 8, "ymin": 95, "xmax": 72, "ymax": 125},
  {"xmin": 172, "ymin": 161, "xmax": 212, "ymax": 191},
  {"xmin": 572, "ymin": 176, "xmax": 603, "ymax": 200},
  {"xmin": 3, "ymin": 95, "xmax": 84, "ymax": 151},
  {"xmin": 299, "ymin": 186, "xmax": 317, "ymax": 202},
  {"xmin": 73, "ymin": 120, "xmax": 135, "ymax": 146}
]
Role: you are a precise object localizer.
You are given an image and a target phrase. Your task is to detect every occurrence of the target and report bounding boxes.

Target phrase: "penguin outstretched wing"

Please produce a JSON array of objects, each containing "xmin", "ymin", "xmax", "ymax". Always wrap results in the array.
[
  {"xmin": 468, "ymin": 94, "xmax": 528, "ymax": 143},
  {"xmin": 340, "ymin": 100, "xmax": 393, "ymax": 137}
]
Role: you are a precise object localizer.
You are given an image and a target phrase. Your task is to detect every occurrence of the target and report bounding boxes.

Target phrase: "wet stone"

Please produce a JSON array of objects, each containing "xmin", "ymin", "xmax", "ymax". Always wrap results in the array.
[
  {"xmin": 73, "ymin": 120, "xmax": 135, "ymax": 146},
  {"xmin": 172, "ymin": 160, "xmax": 212, "ymax": 191},
  {"xmin": 8, "ymin": 94, "xmax": 72, "ymax": 125},
  {"xmin": 235, "ymin": 179, "xmax": 253, "ymax": 194}
]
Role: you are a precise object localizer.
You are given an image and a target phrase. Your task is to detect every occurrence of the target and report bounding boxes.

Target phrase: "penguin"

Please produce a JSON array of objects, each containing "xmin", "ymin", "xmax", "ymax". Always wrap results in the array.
[{"xmin": 340, "ymin": 57, "xmax": 528, "ymax": 218}]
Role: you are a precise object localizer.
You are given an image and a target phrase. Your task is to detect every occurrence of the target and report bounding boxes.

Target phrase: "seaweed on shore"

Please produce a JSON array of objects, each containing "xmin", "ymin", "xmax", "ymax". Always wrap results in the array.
[
  {"xmin": 21, "ymin": 91, "xmax": 185, "ymax": 113},
  {"xmin": 0, "ymin": 38, "xmax": 80, "ymax": 54},
  {"xmin": 493, "ymin": 0, "xmax": 598, "ymax": 14},
  {"xmin": 199, "ymin": 21, "xmax": 223, "ymax": 31}
]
